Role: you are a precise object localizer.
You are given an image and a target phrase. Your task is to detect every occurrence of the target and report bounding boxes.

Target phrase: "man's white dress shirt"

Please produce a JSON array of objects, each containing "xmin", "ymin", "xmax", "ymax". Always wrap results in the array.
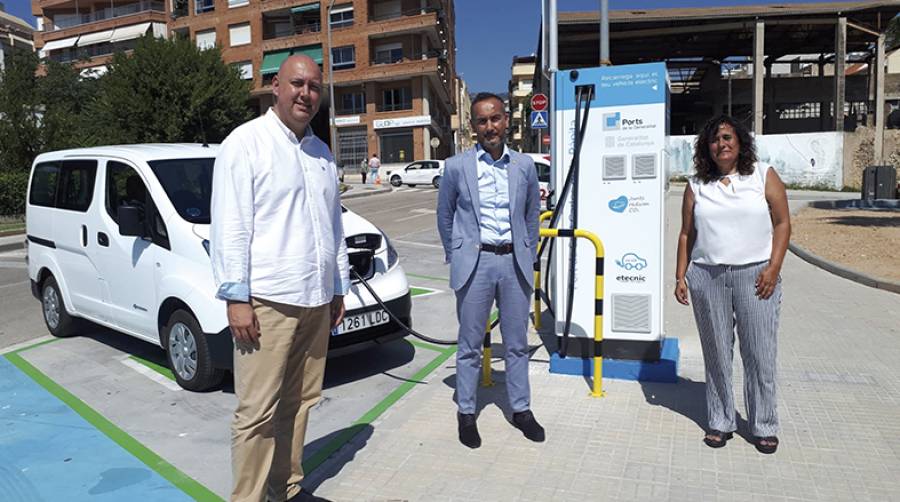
[
  {"xmin": 475, "ymin": 144, "xmax": 512, "ymax": 246},
  {"xmin": 210, "ymin": 108, "xmax": 350, "ymax": 307}
]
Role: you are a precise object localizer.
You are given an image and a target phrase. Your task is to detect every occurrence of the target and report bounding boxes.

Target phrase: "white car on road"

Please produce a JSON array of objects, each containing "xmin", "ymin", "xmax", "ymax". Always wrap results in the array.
[
  {"xmin": 383, "ymin": 160, "xmax": 445, "ymax": 188},
  {"xmin": 26, "ymin": 144, "xmax": 411, "ymax": 391}
]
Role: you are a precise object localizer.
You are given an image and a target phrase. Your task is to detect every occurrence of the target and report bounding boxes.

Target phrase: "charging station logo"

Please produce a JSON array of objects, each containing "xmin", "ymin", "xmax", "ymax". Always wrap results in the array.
[
  {"xmin": 603, "ymin": 112, "xmax": 621, "ymax": 131},
  {"xmin": 616, "ymin": 252, "xmax": 648, "ymax": 283},
  {"xmin": 608, "ymin": 196, "xmax": 628, "ymax": 213}
]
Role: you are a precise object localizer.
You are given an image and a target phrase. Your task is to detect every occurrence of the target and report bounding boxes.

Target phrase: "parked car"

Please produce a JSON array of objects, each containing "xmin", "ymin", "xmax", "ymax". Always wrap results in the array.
[
  {"xmin": 525, "ymin": 153, "xmax": 551, "ymax": 208},
  {"xmin": 383, "ymin": 160, "xmax": 445, "ymax": 188},
  {"xmin": 26, "ymin": 144, "xmax": 411, "ymax": 391}
]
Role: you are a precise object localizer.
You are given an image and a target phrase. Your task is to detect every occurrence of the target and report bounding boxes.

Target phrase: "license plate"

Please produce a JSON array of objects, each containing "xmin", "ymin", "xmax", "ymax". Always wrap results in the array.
[{"xmin": 336, "ymin": 309, "xmax": 390, "ymax": 335}]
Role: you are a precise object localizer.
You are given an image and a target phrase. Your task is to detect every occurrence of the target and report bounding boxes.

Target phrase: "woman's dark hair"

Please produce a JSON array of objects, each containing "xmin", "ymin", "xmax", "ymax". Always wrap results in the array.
[{"xmin": 692, "ymin": 115, "xmax": 757, "ymax": 183}]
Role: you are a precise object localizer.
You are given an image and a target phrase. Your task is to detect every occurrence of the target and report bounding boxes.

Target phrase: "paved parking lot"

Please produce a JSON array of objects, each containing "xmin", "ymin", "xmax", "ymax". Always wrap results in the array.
[{"xmin": 3, "ymin": 187, "xmax": 900, "ymax": 501}]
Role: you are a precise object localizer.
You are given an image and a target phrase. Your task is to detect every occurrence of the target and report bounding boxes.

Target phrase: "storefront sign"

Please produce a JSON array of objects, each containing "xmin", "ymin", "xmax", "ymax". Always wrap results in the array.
[
  {"xmin": 373, "ymin": 115, "xmax": 431, "ymax": 129},
  {"xmin": 334, "ymin": 116, "xmax": 361, "ymax": 126}
]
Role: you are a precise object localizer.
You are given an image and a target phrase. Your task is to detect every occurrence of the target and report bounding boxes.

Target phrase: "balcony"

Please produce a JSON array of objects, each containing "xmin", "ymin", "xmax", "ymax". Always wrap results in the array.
[
  {"xmin": 371, "ymin": 48, "xmax": 444, "ymax": 66},
  {"xmin": 45, "ymin": 0, "xmax": 164, "ymax": 32},
  {"xmin": 369, "ymin": 1, "xmax": 441, "ymax": 22},
  {"xmin": 262, "ymin": 6, "xmax": 321, "ymax": 41}
]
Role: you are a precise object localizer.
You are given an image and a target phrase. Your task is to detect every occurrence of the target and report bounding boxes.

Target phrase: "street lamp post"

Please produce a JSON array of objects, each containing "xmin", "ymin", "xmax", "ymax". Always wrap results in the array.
[{"xmin": 326, "ymin": 0, "xmax": 338, "ymax": 162}]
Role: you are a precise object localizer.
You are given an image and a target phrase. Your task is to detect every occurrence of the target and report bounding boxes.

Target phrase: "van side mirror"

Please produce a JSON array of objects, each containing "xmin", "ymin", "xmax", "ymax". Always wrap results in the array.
[{"xmin": 118, "ymin": 205, "xmax": 146, "ymax": 237}]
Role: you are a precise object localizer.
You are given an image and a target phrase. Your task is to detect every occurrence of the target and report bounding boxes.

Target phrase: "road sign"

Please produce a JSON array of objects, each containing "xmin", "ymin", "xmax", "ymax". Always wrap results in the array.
[
  {"xmin": 530, "ymin": 111, "xmax": 548, "ymax": 129},
  {"xmin": 430, "ymin": 137, "xmax": 440, "ymax": 148},
  {"xmin": 542, "ymin": 134, "xmax": 551, "ymax": 146},
  {"xmin": 531, "ymin": 93, "xmax": 548, "ymax": 111}
]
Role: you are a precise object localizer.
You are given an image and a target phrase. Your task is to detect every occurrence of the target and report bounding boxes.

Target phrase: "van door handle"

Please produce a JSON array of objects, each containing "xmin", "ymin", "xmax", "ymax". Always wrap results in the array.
[
  {"xmin": 97, "ymin": 232, "xmax": 109, "ymax": 247},
  {"xmin": 81, "ymin": 225, "xmax": 87, "ymax": 247}
]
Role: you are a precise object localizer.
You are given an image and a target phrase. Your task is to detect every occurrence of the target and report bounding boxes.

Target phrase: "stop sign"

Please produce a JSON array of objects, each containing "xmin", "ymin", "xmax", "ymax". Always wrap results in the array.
[
  {"xmin": 542, "ymin": 134, "xmax": 551, "ymax": 146},
  {"xmin": 531, "ymin": 93, "xmax": 548, "ymax": 111}
]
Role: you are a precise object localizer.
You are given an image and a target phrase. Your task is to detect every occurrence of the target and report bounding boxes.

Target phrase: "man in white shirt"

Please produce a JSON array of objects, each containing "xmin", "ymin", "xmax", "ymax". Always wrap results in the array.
[{"xmin": 210, "ymin": 54, "xmax": 350, "ymax": 502}]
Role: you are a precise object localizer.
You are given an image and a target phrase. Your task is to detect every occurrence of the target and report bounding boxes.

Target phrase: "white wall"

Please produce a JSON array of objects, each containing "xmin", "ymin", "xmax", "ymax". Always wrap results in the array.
[{"xmin": 666, "ymin": 132, "xmax": 844, "ymax": 189}]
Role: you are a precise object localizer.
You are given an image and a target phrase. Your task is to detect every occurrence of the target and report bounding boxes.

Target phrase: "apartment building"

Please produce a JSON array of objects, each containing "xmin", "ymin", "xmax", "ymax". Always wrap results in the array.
[
  {"xmin": 507, "ymin": 54, "xmax": 534, "ymax": 152},
  {"xmin": 170, "ymin": 0, "xmax": 457, "ymax": 167},
  {"xmin": 1, "ymin": 4, "xmax": 35, "ymax": 70},
  {"xmin": 450, "ymin": 74, "xmax": 473, "ymax": 153},
  {"xmin": 31, "ymin": 0, "xmax": 168, "ymax": 75}
]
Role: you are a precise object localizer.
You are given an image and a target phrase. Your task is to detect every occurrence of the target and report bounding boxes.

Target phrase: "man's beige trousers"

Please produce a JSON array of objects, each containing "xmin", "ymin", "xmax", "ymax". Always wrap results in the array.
[{"xmin": 230, "ymin": 298, "xmax": 330, "ymax": 502}]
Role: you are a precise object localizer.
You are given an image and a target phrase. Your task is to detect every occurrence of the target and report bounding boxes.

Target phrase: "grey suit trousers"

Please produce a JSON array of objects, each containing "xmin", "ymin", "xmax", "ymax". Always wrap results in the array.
[
  {"xmin": 455, "ymin": 250, "xmax": 532, "ymax": 415},
  {"xmin": 687, "ymin": 261, "xmax": 781, "ymax": 437}
]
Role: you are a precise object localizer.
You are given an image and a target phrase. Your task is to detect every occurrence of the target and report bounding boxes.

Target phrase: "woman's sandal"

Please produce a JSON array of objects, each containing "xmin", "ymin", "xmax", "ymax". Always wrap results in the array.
[
  {"xmin": 703, "ymin": 430, "xmax": 733, "ymax": 448},
  {"xmin": 754, "ymin": 436, "xmax": 779, "ymax": 454}
]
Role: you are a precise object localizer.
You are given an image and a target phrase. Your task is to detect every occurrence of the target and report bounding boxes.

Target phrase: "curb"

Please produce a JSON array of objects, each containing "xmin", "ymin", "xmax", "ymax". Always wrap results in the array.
[
  {"xmin": 341, "ymin": 186, "xmax": 393, "ymax": 199},
  {"xmin": 789, "ymin": 200, "xmax": 900, "ymax": 295},
  {"xmin": 0, "ymin": 234, "xmax": 25, "ymax": 254}
]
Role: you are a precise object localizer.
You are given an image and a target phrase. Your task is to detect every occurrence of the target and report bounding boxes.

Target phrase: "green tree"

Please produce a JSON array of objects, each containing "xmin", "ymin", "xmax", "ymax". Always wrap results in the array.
[
  {"xmin": 88, "ymin": 35, "xmax": 252, "ymax": 144},
  {"xmin": 0, "ymin": 50, "xmax": 42, "ymax": 171},
  {"xmin": 39, "ymin": 59, "xmax": 100, "ymax": 151}
]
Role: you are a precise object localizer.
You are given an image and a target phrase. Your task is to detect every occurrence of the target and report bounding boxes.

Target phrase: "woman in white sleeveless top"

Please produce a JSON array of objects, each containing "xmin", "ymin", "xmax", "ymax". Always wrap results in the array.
[{"xmin": 674, "ymin": 116, "xmax": 791, "ymax": 454}]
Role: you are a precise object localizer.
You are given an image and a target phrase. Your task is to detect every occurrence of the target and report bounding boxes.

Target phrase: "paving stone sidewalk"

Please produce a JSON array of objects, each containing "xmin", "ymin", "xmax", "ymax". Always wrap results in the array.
[{"xmin": 308, "ymin": 192, "xmax": 900, "ymax": 502}]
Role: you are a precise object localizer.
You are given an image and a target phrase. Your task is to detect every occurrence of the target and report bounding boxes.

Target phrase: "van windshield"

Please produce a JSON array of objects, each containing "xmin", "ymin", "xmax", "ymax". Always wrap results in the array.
[{"xmin": 148, "ymin": 158, "xmax": 214, "ymax": 224}]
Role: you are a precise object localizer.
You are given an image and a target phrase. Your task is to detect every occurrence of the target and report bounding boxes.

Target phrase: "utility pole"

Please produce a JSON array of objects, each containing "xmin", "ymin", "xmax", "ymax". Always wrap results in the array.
[{"xmin": 326, "ymin": 0, "xmax": 338, "ymax": 163}]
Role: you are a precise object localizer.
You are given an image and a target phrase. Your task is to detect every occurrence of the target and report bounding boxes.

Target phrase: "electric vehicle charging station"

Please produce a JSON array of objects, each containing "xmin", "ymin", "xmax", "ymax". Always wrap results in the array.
[{"xmin": 546, "ymin": 62, "xmax": 678, "ymax": 382}]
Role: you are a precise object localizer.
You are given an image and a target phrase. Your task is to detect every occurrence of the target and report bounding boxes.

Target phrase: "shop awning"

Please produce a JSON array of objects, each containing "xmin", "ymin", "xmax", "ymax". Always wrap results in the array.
[
  {"xmin": 110, "ymin": 22, "xmax": 151, "ymax": 43},
  {"xmin": 76, "ymin": 29, "xmax": 114, "ymax": 47},
  {"xmin": 290, "ymin": 2, "xmax": 319, "ymax": 14},
  {"xmin": 42, "ymin": 36, "xmax": 79, "ymax": 52},
  {"xmin": 261, "ymin": 45, "xmax": 323, "ymax": 75}
]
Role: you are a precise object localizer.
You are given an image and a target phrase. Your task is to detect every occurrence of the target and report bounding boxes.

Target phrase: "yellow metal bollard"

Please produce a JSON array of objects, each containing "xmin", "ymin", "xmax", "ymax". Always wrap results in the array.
[
  {"xmin": 533, "ymin": 211, "xmax": 553, "ymax": 331},
  {"xmin": 481, "ymin": 319, "xmax": 494, "ymax": 387},
  {"xmin": 538, "ymin": 227, "xmax": 605, "ymax": 398}
]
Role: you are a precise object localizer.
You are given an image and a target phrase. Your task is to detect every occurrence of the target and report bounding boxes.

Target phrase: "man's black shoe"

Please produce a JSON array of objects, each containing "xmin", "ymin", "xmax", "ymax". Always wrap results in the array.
[
  {"xmin": 511, "ymin": 410, "xmax": 545, "ymax": 442},
  {"xmin": 457, "ymin": 412, "xmax": 481, "ymax": 448}
]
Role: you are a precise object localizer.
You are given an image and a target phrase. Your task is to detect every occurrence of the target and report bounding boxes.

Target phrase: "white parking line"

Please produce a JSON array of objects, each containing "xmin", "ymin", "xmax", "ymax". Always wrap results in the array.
[
  {"xmin": 393, "ymin": 240, "xmax": 444, "ymax": 249},
  {"xmin": 0, "ymin": 261, "xmax": 27, "ymax": 269},
  {"xmin": 0, "ymin": 280, "xmax": 29, "ymax": 290},
  {"xmin": 119, "ymin": 356, "xmax": 182, "ymax": 391},
  {"xmin": 396, "ymin": 209, "xmax": 437, "ymax": 222}
]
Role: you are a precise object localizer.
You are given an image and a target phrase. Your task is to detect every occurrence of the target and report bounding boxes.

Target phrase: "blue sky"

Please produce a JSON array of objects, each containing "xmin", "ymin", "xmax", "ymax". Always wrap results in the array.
[{"xmin": 5, "ymin": 0, "xmax": 852, "ymax": 93}]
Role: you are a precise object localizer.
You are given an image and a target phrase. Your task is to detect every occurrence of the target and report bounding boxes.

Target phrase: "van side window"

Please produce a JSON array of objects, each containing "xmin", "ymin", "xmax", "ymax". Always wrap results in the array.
[
  {"xmin": 29, "ymin": 162, "xmax": 61, "ymax": 207},
  {"xmin": 57, "ymin": 160, "xmax": 98, "ymax": 212},
  {"xmin": 106, "ymin": 161, "xmax": 147, "ymax": 223}
]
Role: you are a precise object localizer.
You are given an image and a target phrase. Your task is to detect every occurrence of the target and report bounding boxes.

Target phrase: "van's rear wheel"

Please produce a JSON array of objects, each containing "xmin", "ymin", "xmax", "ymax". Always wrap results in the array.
[
  {"xmin": 41, "ymin": 276, "xmax": 76, "ymax": 337},
  {"xmin": 164, "ymin": 310, "xmax": 224, "ymax": 391}
]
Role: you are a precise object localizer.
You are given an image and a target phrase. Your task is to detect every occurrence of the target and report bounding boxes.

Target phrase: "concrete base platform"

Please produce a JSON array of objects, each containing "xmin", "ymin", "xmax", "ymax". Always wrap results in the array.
[{"xmin": 548, "ymin": 337, "xmax": 679, "ymax": 383}]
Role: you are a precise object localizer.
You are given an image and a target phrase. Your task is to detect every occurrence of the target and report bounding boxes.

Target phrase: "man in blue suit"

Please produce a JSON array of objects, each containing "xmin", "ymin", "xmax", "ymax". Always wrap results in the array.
[{"xmin": 437, "ymin": 92, "xmax": 543, "ymax": 448}]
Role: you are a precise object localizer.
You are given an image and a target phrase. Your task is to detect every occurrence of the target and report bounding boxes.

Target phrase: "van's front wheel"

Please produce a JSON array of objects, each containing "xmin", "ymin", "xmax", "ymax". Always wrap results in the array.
[
  {"xmin": 164, "ymin": 310, "xmax": 224, "ymax": 391},
  {"xmin": 41, "ymin": 276, "xmax": 76, "ymax": 337}
]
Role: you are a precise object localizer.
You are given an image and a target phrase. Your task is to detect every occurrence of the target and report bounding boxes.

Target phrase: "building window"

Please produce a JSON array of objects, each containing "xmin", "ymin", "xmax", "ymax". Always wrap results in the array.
[
  {"xmin": 371, "ymin": 0, "xmax": 401, "ymax": 20},
  {"xmin": 337, "ymin": 127, "xmax": 368, "ymax": 169},
  {"xmin": 777, "ymin": 102, "xmax": 820, "ymax": 120},
  {"xmin": 374, "ymin": 42, "xmax": 403, "ymax": 64},
  {"xmin": 228, "ymin": 0, "xmax": 249, "ymax": 7},
  {"xmin": 329, "ymin": 4, "xmax": 353, "ymax": 29},
  {"xmin": 379, "ymin": 129, "xmax": 414, "ymax": 163},
  {"xmin": 234, "ymin": 61, "xmax": 252, "ymax": 80},
  {"xmin": 332, "ymin": 46, "xmax": 355, "ymax": 70},
  {"xmin": 381, "ymin": 87, "xmax": 411, "ymax": 112},
  {"xmin": 195, "ymin": 0, "xmax": 214, "ymax": 14},
  {"xmin": 340, "ymin": 92, "xmax": 365, "ymax": 115},
  {"xmin": 229, "ymin": 23, "xmax": 251, "ymax": 47},
  {"xmin": 195, "ymin": 29, "xmax": 216, "ymax": 50}
]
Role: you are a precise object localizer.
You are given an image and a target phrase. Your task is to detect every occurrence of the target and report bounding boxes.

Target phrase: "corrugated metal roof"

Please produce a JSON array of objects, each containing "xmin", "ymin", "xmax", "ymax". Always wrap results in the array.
[{"xmin": 561, "ymin": 1, "xmax": 900, "ymax": 25}]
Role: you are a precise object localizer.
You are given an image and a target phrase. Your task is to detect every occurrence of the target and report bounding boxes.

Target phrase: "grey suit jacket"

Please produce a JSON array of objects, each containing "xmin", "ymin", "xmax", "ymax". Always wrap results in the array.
[{"xmin": 436, "ymin": 147, "xmax": 541, "ymax": 291}]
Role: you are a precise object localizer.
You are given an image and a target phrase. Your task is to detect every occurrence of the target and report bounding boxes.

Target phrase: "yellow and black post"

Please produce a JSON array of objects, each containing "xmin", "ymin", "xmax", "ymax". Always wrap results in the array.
[
  {"xmin": 481, "ymin": 318, "xmax": 495, "ymax": 387},
  {"xmin": 538, "ymin": 227, "xmax": 605, "ymax": 397},
  {"xmin": 533, "ymin": 211, "xmax": 554, "ymax": 330}
]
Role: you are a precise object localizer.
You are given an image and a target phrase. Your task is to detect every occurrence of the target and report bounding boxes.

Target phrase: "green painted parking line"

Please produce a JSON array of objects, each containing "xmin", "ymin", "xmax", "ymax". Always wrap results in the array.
[
  {"xmin": 4, "ymin": 351, "xmax": 222, "ymax": 501},
  {"xmin": 406, "ymin": 272, "xmax": 449, "ymax": 282},
  {"xmin": 302, "ymin": 342, "xmax": 456, "ymax": 474},
  {"xmin": 4, "ymin": 337, "xmax": 60, "ymax": 356},
  {"xmin": 407, "ymin": 338, "xmax": 448, "ymax": 353},
  {"xmin": 130, "ymin": 355, "xmax": 176, "ymax": 381}
]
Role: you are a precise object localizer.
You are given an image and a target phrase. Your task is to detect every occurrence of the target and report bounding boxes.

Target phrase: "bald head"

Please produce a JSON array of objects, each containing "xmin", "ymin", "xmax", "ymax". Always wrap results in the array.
[{"xmin": 272, "ymin": 54, "xmax": 323, "ymax": 137}]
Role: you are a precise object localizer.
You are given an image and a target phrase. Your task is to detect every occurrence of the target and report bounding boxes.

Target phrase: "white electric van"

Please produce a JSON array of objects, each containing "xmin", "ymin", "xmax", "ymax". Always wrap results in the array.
[{"xmin": 26, "ymin": 144, "xmax": 411, "ymax": 391}]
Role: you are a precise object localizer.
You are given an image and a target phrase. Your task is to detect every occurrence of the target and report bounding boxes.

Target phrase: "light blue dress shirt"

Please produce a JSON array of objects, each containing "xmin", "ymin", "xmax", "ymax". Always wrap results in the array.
[{"xmin": 476, "ymin": 144, "xmax": 512, "ymax": 245}]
